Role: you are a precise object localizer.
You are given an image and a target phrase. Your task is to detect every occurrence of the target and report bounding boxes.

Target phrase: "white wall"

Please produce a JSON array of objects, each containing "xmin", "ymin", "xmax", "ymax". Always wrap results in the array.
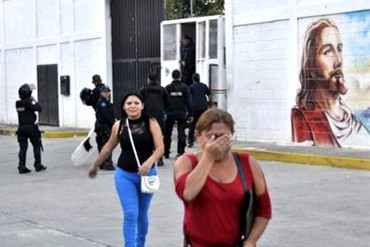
[
  {"xmin": 226, "ymin": 0, "xmax": 370, "ymax": 145},
  {"xmin": 0, "ymin": 0, "xmax": 112, "ymax": 128},
  {"xmin": 232, "ymin": 0, "xmax": 292, "ymax": 15},
  {"xmin": 5, "ymin": 48, "xmax": 36, "ymax": 124},
  {"xmin": 232, "ymin": 21, "xmax": 291, "ymax": 142},
  {"xmin": 0, "ymin": 50, "xmax": 4, "ymax": 122}
]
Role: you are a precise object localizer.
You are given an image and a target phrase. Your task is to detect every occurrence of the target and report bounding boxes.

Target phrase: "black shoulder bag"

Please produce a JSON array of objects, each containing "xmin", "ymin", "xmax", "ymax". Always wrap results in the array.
[{"xmin": 232, "ymin": 152, "xmax": 255, "ymax": 247}]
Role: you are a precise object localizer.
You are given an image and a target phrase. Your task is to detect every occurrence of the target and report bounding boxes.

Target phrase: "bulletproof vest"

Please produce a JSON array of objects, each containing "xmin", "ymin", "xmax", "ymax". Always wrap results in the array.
[
  {"xmin": 167, "ymin": 82, "xmax": 187, "ymax": 112},
  {"xmin": 95, "ymin": 98, "xmax": 114, "ymax": 127},
  {"xmin": 142, "ymin": 86, "xmax": 166, "ymax": 113},
  {"xmin": 16, "ymin": 99, "xmax": 37, "ymax": 125}
]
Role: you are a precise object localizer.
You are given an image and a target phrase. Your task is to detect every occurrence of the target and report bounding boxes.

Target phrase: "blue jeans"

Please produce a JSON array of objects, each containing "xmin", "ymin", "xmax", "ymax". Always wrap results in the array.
[{"xmin": 114, "ymin": 166, "xmax": 156, "ymax": 247}]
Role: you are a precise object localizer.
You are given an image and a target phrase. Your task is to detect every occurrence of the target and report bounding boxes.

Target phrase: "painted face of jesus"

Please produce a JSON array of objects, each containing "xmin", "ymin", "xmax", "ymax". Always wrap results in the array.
[{"xmin": 313, "ymin": 26, "xmax": 347, "ymax": 95}]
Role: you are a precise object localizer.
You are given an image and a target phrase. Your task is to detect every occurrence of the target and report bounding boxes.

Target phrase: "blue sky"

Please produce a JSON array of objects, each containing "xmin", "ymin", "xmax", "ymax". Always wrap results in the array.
[{"xmin": 342, "ymin": 11, "xmax": 370, "ymax": 67}]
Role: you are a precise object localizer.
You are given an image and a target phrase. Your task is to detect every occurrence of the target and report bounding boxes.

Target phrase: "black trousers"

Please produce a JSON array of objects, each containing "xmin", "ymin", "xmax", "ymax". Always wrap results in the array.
[
  {"xmin": 17, "ymin": 125, "xmax": 41, "ymax": 167},
  {"xmin": 188, "ymin": 108, "xmax": 207, "ymax": 144},
  {"xmin": 181, "ymin": 65, "xmax": 195, "ymax": 87},
  {"xmin": 95, "ymin": 127, "xmax": 113, "ymax": 166},
  {"xmin": 164, "ymin": 111, "xmax": 187, "ymax": 156},
  {"xmin": 148, "ymin": 111, "xmax": 165, "ymax": 134}
]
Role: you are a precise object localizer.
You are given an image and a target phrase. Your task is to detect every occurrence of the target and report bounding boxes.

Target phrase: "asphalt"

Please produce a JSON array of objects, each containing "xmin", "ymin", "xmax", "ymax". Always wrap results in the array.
[
  {"xmin": 1, "ymin": 123, "xmax": 369, "ymax": 170},
  {"xmin": 1, "ymin": 132, "xmax": 370, "ymax": 247}
]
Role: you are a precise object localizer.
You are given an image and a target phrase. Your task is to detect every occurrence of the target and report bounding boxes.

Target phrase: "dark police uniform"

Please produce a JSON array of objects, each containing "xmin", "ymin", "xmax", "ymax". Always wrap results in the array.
[
  {"xmin": 16, "ymin": 94, "xmax": 46, "ymax": 173},
  {"xmin": 180, "ymin": 37, "xmax": 196, "ymax": 87},
  {"xmin": 85, "ymin": 82, "xmax": 104, "ymax": 111},
  {"xmin": 140, "ymin": 82, "xmax": 169, "ymax": 134},
  {"xmin": 164, "ymin": 80, "xmax": 193, "ymax": 158},
  {"xmin": 95, "ymin": 93, "xmax": 115, "ymax": 169},
  {"xmin": 188, "ymin": 79, "xmax": 211, "ymax": 146}
]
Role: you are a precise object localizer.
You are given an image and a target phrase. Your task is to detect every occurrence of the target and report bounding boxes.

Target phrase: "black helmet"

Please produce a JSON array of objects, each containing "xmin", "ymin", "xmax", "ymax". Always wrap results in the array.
[
  {"xmin": 80, "ymin": 87, "xmax": 92, "ymax": 105},
  {"xmin": 192, "ymin": 73, "xmax": 200, "ymax": 82},
  {"xmin": 18, "ymin": 84, "xmax": 32, "ymax": 99}
]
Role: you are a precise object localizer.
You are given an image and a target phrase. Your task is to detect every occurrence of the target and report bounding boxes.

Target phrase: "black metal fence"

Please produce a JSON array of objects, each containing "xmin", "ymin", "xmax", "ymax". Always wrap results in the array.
[{"xmin": 111, "ymin": 0, "xmax": 164, "ymax": 118}]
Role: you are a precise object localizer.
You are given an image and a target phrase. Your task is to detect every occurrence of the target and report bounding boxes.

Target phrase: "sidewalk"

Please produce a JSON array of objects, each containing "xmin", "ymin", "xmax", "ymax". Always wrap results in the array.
[{"xmin": 1, "ymin": 123, "xmax": 370, "ymax": 170}]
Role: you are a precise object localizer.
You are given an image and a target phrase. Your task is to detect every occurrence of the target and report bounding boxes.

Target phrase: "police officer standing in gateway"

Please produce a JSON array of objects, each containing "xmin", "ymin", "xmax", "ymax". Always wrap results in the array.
[
  {"xmin": 164, "ymin": 69, "xmax": 193, "ymax": 159},
  {"xmin": 16, "ymin": 84, "xmax": 47, "ymax": 174}
]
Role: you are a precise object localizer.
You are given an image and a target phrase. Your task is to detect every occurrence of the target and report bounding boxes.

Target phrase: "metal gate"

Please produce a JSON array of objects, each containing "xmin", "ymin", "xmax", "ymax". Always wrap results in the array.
[
  {"xmin": 37, "ymin": 64, "xmax": 59, "ymax": 126},
  {"xmin": 111, "ymin": 0, "xmax": 164, "ymax": 118}
]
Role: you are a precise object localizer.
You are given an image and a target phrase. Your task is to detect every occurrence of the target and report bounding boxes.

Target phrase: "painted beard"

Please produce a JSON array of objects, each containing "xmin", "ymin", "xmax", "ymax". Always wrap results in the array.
[{"xmin": 317, "ymin": 68, "xmax": 347, "ymax": 95}]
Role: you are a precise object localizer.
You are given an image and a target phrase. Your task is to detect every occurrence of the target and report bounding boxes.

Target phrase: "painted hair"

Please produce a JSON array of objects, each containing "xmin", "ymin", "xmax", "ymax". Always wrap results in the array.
[
  {"xmin": 297, "ymin": 18, "xmax": 340, "ymax": 110},
  {"xmin": 196, "ymin": 108, "xmax": 235, "ymax": 135}
]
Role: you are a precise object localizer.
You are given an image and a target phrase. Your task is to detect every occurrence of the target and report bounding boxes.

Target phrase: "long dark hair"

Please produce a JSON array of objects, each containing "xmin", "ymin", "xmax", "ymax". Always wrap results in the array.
[{"xmin": 120, "ymin": 91, "xmax": 145, "ymax": 118}]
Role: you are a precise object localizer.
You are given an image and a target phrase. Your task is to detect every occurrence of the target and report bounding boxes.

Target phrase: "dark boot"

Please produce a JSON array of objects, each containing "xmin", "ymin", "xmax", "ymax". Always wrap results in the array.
[
  {"xmin": 175, "ymin": 153, "xmax": 184, "ymax": 159},
  {"xmin": 157, "ymin": 157, "xmax": 164, "ymax": 167},
  {"xmin": 18, "ymin": 166, "xmax": 31, "ymax": 174},
  {"xmin": 100, "ymin": 163, "xmax": 115, "ymax": 171},
  {"xmin": 34, "ymin": 164, "xmax": 47, "ymax": 172}
]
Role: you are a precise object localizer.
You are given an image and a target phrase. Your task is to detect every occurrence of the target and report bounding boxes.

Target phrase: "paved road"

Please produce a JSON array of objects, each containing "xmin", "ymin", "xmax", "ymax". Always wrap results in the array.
[{"xmin": 0, "ymin": 135, "xmax": 369, "ymax": 247}]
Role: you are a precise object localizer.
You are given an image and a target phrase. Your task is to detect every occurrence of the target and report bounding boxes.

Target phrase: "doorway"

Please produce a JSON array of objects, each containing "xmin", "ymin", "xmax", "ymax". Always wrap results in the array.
[{"xmin": 37, "ymin": 64, "xmax": 59, "ymax": 126}]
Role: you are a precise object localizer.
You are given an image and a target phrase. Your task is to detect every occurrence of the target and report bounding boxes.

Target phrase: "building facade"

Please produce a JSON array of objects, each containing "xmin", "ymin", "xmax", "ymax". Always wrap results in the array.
[
  {"xmin": 3, "ymin": 0, "xmax": 370, "ymax": 149},
  {"xmin": 0, "ymin": 0, "xmax": 163, "ymax": 128}
]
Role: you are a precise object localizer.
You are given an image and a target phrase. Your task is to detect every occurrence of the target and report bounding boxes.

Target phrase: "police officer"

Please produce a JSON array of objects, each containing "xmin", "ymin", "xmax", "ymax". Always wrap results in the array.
[
  {"xmin": 84, "ymin": 74, "xmax": 105, "ymax": 111},
  {"xmin": 164, "ymin": 69, "xmax": 193, "ymax": 159},
  {"xmin": 188, "ymin": 73, "xmax": 212, "ymax": 147},
  {"xmin": 95, "ymin": 85, "xmax": 115, "ymax": 170},
  {"xmin": 180, "ymin": 35, "xmax": 196, "ymax": 87},
  {"xmin": 140, "ymin": 72, "xmax": 169, "ymax": 166},
  {"xmin": 16, "ymin": 84, "xmax": 47, "ymax": 174}
]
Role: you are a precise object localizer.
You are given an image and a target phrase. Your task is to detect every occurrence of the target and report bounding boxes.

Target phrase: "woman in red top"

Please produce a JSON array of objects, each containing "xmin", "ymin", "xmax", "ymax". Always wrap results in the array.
[{"xmin": 174, "ymin": 108, "xmax": 272, "ymax": 247}]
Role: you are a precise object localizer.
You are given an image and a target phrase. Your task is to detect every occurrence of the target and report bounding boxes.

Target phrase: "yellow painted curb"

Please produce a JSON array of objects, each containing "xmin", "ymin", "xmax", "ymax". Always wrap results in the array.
[
  {"xmin": 0, "ymin": 129, "xmax": 16, "ymax": 136},
  {"xmin": 233, "ymin": 147, "xmax": 370, "ymax": 171},
  {"xmin": 0, "ymin": 129, "xmax": 88, "ymax": 138},
  {"xmin": 41, "ymin": 131, "xmax": 89, "ymax": 138}
]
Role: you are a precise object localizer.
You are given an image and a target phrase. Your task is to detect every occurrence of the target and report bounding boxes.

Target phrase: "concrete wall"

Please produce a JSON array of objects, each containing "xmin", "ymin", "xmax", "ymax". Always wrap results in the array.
[
  {"xmin": 226, "ymin": 0, "xmax": 370, "ymax": 148},
  {"xmin": 0, "ymin": 0, "xmax": 112, "ymax": 128}
]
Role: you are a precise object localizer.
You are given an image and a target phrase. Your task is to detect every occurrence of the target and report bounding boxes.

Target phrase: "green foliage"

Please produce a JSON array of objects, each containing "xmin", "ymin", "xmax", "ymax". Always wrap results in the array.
[{"xmin": 165, "ymin": 0, "xmax": 224, "ymax": 20}]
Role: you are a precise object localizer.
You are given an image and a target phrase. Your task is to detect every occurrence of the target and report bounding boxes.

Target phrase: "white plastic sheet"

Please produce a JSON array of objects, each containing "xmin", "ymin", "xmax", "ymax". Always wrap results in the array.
[{"xmin": 71, "ymin": 127, "xmax": 97, "ymax": 166}]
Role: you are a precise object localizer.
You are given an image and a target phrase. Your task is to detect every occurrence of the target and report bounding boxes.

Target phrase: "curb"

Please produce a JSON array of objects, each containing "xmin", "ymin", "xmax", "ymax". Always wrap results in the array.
[
  {"xmin": 0, "ymin": 128, "xmax": 88, "ymax": 138},
  {"xmin": 233, "ymin": 147, "xmax": 370, "ymax": 171},
  {"xmin": 0, "ymin": 129, "xmax": 17, "ymax": 137}
]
